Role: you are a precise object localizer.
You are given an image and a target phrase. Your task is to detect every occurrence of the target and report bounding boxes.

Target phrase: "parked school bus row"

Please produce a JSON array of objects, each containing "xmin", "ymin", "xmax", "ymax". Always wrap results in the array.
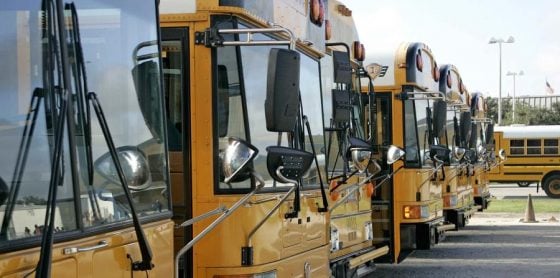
[{"xmin": 0, "ymin": 0, "xmax": 506, "ymax": 277}]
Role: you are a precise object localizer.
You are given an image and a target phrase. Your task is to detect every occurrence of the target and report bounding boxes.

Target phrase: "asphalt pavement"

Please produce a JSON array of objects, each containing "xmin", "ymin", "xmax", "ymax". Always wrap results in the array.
[{"xmin": 370, "ymin": 183, "xmax": 560, "ymax": 278}]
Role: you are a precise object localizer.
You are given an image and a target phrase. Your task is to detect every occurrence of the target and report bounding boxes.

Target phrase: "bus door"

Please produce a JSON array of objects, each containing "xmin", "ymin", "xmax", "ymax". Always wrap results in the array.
[
  {"xmin": 160, "ymin": 27, "xmax": 193, "ymax": 271},
  {"xmin": 370, "ymin": 93, "xmax": 394, "ymax": 262}
]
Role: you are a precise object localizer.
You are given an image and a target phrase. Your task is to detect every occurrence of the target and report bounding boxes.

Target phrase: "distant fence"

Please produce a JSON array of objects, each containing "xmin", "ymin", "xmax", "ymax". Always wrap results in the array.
[{"xmin": 502, "ymin": 95, "xmax": 560, "ymax": 109}]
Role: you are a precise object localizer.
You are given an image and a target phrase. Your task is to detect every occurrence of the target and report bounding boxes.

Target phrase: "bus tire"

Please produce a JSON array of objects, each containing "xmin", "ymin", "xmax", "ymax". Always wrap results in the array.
[
  {"xmin": 542, "ymin": 174, "xmax": 560, "ymax": 198},
  {"xmin": 517, "ymin": 182, "xmax": 531, "ymax": 187}
]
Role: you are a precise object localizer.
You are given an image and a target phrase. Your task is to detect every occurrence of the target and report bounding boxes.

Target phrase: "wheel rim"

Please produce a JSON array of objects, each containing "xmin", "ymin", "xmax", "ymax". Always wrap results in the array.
[{"xmin": 549, "ymin": 179, "xmax": 560, "ymax": 195}]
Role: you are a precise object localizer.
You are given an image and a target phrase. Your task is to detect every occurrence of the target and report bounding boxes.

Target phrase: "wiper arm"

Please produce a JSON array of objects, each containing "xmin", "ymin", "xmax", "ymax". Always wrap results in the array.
[
  {"xmin": 88, "ymin": 92, "xmax": 153, "ymax": 270},
  {"xmin": 36, "ymin": 0, "xmax": 76, "ymax": 276},
  {"xmin": 0, "ymin": 88, "xmax": 44, "ymax": 240}
]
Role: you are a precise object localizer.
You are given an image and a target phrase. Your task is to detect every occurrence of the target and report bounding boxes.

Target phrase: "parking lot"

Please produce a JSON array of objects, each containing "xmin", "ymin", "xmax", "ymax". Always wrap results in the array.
[{"xmin": 371, "ymin": 183, "xmax": 560, "ymax": 278}]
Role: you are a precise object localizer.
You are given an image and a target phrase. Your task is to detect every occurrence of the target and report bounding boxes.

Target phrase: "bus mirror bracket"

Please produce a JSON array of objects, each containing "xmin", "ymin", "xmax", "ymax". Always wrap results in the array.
[{"xmin": 241, "ymin": 146, "xmax": 314, "ymax": 266}]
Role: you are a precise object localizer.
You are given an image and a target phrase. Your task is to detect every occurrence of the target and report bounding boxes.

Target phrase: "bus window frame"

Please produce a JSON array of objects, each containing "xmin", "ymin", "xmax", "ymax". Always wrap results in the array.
[{"xmin": 211, "ymin": 16, "xmax": 326, "ymax": 195}]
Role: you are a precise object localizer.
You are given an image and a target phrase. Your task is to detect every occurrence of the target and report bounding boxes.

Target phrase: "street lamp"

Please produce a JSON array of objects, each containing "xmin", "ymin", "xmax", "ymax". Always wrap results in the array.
[
  {"xmin": 489, "ymin": 36, "xmax": 515, "ymax": 125},
  {"xmin": 506, "ymin": 70, "xmax": 524, "ymax": 123}
]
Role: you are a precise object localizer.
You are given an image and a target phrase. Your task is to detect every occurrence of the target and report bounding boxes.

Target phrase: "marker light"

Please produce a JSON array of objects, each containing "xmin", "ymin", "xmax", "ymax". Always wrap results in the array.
[
  {"xmin": 325, "ymin": 19, "xmax": 332, "ymax": 40},
  {"xmin": 416, "ymin": 49, "xmax": 423, "ymax": 72},
  {"xmin": 443, "ymin": 195, "xmax": 458, "ymax": 208},
  {"xmin": 310, "ymin": 0, "xmax": 325, "ymax": 26},
  {"xmin": 432, "ymin": 61, "xmax": 440, "ymax": 82},
  {"xmin": 403, "ymin": 205, "xmax": 430, "ymax": 219}
]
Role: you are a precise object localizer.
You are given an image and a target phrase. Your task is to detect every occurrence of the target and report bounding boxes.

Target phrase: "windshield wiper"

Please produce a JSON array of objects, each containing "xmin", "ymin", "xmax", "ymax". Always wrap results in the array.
[
  {"xmin": 66, "ymin": 2, "xmax": 100, "ymax": 222},
  {"xmin": 68, "ymin": 3, "xmax": 155, "ymax": 271},
  {"xmin": 35, "ymin": 0, "xmax": 76, "ymax": 276},
  {"xmin": 0, "ymin": 88, "xmax": 44, "ymax": 240}
]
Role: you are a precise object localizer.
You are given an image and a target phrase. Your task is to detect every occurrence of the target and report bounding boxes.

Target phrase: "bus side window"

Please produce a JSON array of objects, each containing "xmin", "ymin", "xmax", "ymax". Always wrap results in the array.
[
  {"xmin": 527, "ymin": 139, "xmax": 541, "ymax": 155},
  {"xmin": 510, "ymin": 139, "xmax": 524, "ymax": 155},
  {"xmin": 544, "ymin": 139, "xmax": 558, "ymax": 155}
]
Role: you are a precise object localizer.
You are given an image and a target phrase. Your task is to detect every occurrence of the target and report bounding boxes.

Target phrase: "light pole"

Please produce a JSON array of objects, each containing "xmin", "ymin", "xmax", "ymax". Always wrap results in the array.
[
  {"xmin": 489, "ymin": 36, "xmax": 515, "ymax": 125},
  {"xmin": 506, "ymin": 70, "xmax": 524, "ymax": 123}
]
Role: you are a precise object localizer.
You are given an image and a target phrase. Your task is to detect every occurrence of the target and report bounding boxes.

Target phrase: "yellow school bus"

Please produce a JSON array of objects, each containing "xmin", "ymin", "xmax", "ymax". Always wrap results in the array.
[
  {"xmin": 320, "ymin": 1, "xmax": 401, "ymax": 276},
  {"xmin": 363, "ymin": 42, "xmax": 454, "ymax": 263},
  {"xmin": 159, "ymin": 0, "xmax": 360, "ymax": 276},
  {"xmin": 489, "ymin": 125, "xmax": 560, "ymax": 198},
  {"xmin": 469, "ymin": 92, "xmax": 493, "ymax": 210},
  {"xmin": 0, "ymin": 1, "xmax": 174, "ymax": 277},
  {"xmin": 437, "ymin": 65, "xmax": 477, "ymax": 228}
]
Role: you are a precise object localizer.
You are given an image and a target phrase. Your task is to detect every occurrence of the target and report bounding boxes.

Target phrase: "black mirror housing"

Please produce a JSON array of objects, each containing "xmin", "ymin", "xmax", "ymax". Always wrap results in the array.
[
  {"xmin": 485, "ymin": 123, "xmax": 494, "ymax": 145},
  {"xmin": 459, "ymin": 111, "xmax": 472, "ymax": 146},
  {"xmin": 265, "ymin": 48, "xmax": 300, "ymax": 132},
  {"xmin": 266, "ymin": 146, "xmax": 314, "ymax": 182},
  {"xmin": 429, "ymin": 145, "xmax": 451, "ymax": 165},
  {"xmin": 432, "ymin": 100, "xmax": 447, "ymax": 138}
]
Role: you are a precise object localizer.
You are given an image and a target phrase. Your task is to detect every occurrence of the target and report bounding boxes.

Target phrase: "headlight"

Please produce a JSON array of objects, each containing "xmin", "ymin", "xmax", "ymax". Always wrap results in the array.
[
  {"xmin": 330, "ymin": 227, "xmax": 340, "ymax": 251},
  {"xmin": 403, "ymin": 205, "xmax": 430, "ymax": 219}
]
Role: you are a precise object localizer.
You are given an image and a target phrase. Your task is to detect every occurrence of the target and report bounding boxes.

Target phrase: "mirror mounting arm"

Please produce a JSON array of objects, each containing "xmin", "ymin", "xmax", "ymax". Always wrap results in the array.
[
  {"xmin": 242, "ymin": 169, "xmax": 296, "ymax": 265},
  {"xmin": 177, "ymin": 205, "xmax": 227, "ymax": 228},
  {"xmin": 175, "ymin": 171, "xmax": 264, "ymax": 277}
]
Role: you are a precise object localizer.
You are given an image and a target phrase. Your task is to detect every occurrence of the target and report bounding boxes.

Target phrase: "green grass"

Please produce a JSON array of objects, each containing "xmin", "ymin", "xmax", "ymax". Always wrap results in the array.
[{"xmin": 486, "ymin": 199, "xmax": 560, "ymax": 213}]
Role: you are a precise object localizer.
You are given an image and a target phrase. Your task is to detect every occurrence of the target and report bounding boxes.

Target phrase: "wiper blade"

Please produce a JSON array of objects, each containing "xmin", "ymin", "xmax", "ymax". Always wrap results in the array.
[{"xmin": 66, "ymin": 2, "xmax": 101, "ymax": 221}]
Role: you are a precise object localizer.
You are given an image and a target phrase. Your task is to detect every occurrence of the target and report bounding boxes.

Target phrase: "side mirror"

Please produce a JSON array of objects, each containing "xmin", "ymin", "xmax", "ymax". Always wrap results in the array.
[
  {"xmin": 469, "ymin": 123, "xmax": 478, "ymax": 148},
  {"xmin": 266, "ymin": 146, "xmax": 314, "ymax": 183},
  {"xmin": 477, "ymin": 145, "xmax": 486, "ymax": 158},
  {"xmin": 453, "ymin": 147, "xmax": 466, "ymax": 160},
  {"xmin": 430, "ymin": 145, "xmax": 451, "ymax": 164},
  {"xmin": 432, "ymin": 100, "xmax": 447, "ymax": 138},
  {"xmin": 387, "ymin": 145, "xmax": 405, "ymax": 165},
  {"xmin": 464, "ymin": 149, "xmax": 477, "ymax": 163},
  {"xmin": 485, "ymin": 123, "xmax": 494, "ymax": 145},
  {"xmin": 459, "ymin": 111, "xmax": 472, "ymax": 145},
  {"xmin": 131, "ymin": 41, "xmax": 164, "ymax": 142},
  {"xmin": 221, "ymin": 138, "xmax": 259, "ymax": 184},
  {"xmin": 498, "ymin": 149, "xmax": 506, "ymax": 160},
  {"xmin": 332, "ymin": 89, "xmax": 352, "ymax": 123},
  {"xmin": 265, "ymin": 48, "xmax": 300, "ymax": 132},
  {"xmin": 95, "ymin": 146, "xmax": 152, "ymax": 191},
  {"xmin": 346, "ymin": 137, "xmax": 373, "ymax": 173},
  {"xmin": 0, "ymin": 177, "xmax": 8, "ymax": 206},
  {"xmin": 332, "ymin": 50, "xmax": 352, "ymax": 84}
]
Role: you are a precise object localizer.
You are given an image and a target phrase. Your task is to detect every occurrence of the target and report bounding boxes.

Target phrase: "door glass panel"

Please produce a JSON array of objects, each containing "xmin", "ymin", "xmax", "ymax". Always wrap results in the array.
[{"xmin": 162, "ymin": 40, "xmax": 184, "ymax": 151}]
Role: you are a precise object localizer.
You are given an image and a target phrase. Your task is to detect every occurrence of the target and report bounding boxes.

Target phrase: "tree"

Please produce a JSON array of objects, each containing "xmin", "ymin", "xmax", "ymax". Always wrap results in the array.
[{"xmin": 485, "ymin": 97, "xmax": 560, "ymax": 125}]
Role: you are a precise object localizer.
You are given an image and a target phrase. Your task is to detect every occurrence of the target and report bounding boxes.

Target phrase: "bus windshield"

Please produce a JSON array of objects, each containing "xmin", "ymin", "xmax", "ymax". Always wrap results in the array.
[{"xmin": 0, "ymin": 0, "xmax": 169, "ymax": 245}]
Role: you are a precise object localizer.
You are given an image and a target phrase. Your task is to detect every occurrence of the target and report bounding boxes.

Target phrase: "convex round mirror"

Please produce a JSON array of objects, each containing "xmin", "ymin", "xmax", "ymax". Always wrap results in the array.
[
  {"xmin": 477, "ymin": 145, "xmax": 486, "ymax": 158},
  {"xmin": 221, "ymin": 137, "xmax": 258, "ymax": 184},
  {"xmin": 95, "ymin": 146, "xmax": 151, "ymax": 191},
  {"xmin": 346, "ymin": 137, "xmax": 373, "ymax": 173},
  {"xmin": 453, "ymin": 147, "xmax": 466, "ymax": 160},
  {"xmin": 387, "ymin": 145, "xmax": 405, "ymax": 165},
  {"xmin": 498, "ymin": 149, "xmax": 506, "ymax": 160}
]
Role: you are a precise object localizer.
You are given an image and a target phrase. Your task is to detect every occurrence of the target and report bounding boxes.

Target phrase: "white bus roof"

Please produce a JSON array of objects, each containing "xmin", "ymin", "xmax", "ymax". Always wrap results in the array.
[{"xmin": 495, "ymin": 125, "xmax": 560, "ymax": 138}]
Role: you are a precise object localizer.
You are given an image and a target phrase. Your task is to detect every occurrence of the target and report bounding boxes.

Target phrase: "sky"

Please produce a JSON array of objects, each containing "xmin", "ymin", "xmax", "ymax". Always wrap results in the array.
[{"xmin": 341, "ymin": 0, "xmax": 560, "ymax": 98}]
